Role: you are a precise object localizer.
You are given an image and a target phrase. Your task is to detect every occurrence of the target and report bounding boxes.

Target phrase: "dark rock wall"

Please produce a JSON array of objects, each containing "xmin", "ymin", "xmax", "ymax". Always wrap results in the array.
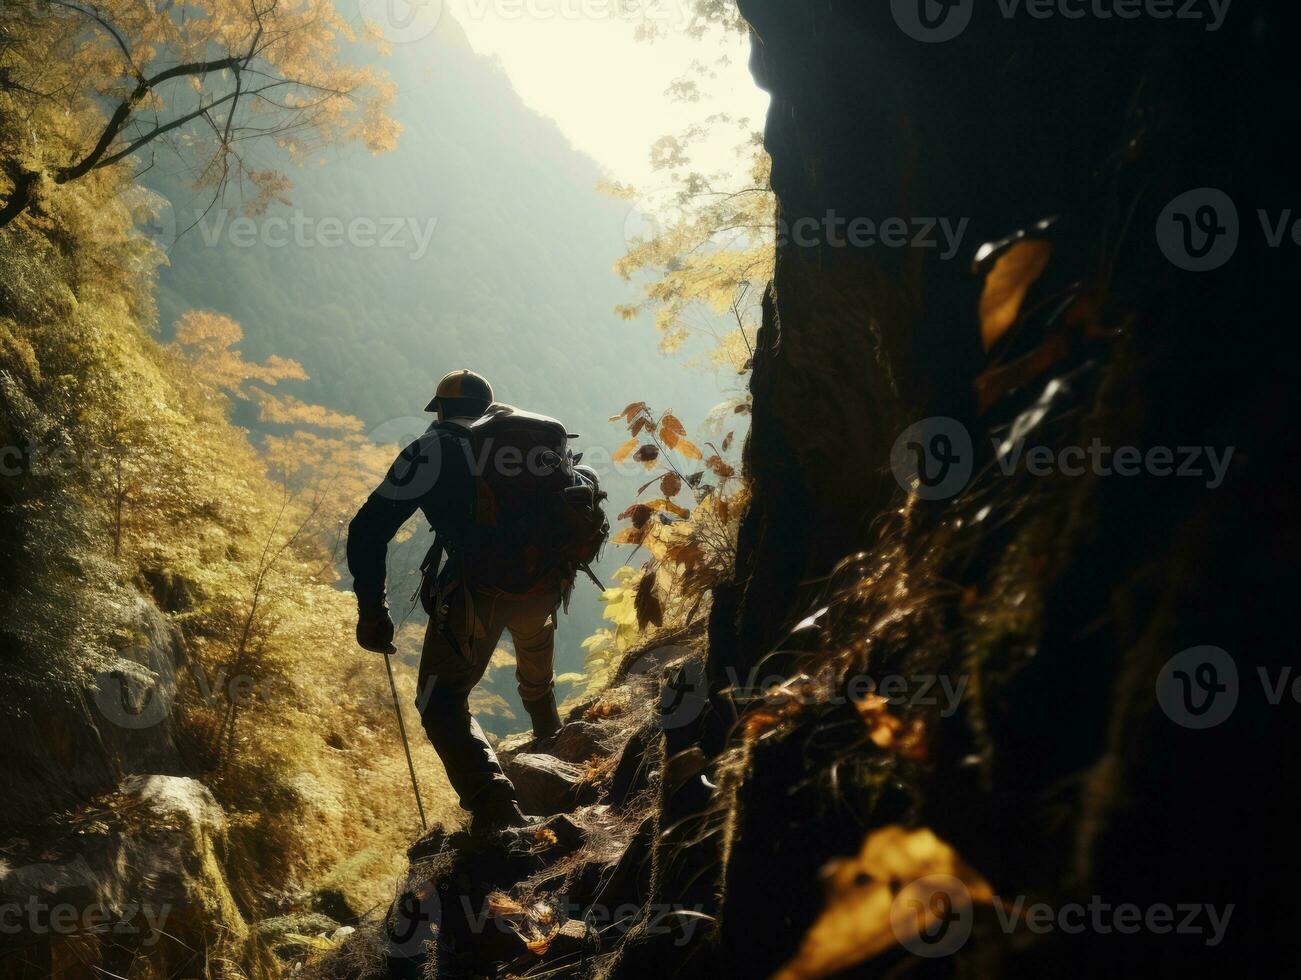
[
  {"xmin": 688, "ymin": 0, "xmax": 1299, "ymax": 976},
  {"xmin": 712, "ymin": 0, "xmax": 1286, "ymax": 678}
]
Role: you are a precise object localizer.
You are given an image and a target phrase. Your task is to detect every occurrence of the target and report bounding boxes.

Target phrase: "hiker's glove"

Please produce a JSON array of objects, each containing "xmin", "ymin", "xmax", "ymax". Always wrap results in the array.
[{"xmin": 356, "ymin": 603, "xmax": 395, "ymax": 654}]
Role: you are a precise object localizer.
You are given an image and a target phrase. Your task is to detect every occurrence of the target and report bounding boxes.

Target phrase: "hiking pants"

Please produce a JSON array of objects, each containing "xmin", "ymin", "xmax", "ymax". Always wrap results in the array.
[{"xmin": 416, "ymin": 584, "xmax": 560, "ymax": 810}]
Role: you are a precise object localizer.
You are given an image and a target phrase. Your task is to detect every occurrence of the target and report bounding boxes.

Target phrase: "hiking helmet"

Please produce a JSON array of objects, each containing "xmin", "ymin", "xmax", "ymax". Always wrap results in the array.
[{"xmin": 425, "ymin": 369, "xmax": 494, "ymax": 414}]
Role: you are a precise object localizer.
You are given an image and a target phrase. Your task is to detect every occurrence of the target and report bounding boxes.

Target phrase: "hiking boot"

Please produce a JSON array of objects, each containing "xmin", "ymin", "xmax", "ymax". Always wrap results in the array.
[
  {"xmin": 469, "ymin": 795, "xmax": 528, "ymax": 834},
  {"xmin": 522, "ymin": 691, "xmax": 562, "ymax": 740}
]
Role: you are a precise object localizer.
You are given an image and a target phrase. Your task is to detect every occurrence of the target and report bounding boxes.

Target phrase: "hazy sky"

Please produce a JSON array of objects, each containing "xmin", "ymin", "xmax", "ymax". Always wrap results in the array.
[{"xmin": 358, "ymin": 0, "xmax": 770, "ymax": 191}]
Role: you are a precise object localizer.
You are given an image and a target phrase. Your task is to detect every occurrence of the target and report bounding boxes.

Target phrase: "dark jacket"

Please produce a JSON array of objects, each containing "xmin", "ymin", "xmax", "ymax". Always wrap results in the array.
[{"xmin": 346, "ymin": 421, "xmax": 474, "ymax": 609}]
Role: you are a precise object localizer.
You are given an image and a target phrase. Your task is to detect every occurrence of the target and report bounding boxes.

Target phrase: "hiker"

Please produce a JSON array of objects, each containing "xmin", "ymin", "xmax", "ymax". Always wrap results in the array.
[{"xmin": 346, "ymin": 370, "xmax": 608, "ymax": 832}]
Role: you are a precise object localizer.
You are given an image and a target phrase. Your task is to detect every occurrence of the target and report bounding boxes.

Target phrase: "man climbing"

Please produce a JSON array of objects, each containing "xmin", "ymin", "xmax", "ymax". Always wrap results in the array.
[{"xmin": 347, "ymin": 370, "xmax": 608, "ymax": 832}]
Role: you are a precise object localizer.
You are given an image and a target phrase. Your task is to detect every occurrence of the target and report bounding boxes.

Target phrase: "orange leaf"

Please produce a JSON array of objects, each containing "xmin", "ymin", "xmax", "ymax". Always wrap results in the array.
[
  {"xmin": 706, "ymin": 454, "xmax": 735, "ymax": 478},
  {"xmin": 660, "ymin": 413, "xmax": 686, "ymax": 438},
  {"xmin": 610, "ymin": 401, "xmax": 648, "ymax": 423},
  {"xmin": 675, "ymin": 438, "xmax": 703, "ymax": 461},
  {"xmin": 613, "ymin": 437, "xmax": 638, "ymax": 463},
  {"xmin": 646, "ymin": 498, "xmax": 690, "ymax": 519},
  {"xmin": 666, "ymin": 542, "xmax": 704, "ymax": 566},
  {"xmin": 612, "ymin": 526, "xmax": 646, "ymax": 546},
  {"xmin": 979, "ymin": 239, "xmax": 1052, "ymax": 353},
  {"xmin": 618, "ymin": 503, "xmax": 654, "ymax": 528},
  {"xmin": 661, "ymin": 472, "xmax": 682, "ymax": 497}
]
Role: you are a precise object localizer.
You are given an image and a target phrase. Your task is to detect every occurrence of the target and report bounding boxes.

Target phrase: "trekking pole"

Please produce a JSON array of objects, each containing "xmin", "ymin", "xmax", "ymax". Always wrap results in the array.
[{"xmin": 382, "ymin": 645, "xmax": 428, "ymax": 831}]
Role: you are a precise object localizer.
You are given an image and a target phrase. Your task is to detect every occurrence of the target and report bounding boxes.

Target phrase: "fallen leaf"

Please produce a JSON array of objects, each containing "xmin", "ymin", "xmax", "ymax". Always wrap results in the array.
[
  {"xmin": 979, "ymin": 239, "xmax": 1052, "ymax": 353},
  {"xmin": 773, "ymin": 827, "xmax": 993, "ymax": 980}
]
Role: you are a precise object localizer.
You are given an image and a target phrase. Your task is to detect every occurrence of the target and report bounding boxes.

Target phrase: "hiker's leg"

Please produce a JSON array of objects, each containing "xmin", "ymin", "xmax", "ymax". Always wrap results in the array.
[
  {"xmin": 416, "ymin": 588, "xmax": 513, "ymax": 810},
  {"xmin": 507, "ymin": 593, "xmax": 559, "ymax": 704},
  {"xmin": 507, "ymin": 592, "xmax": 562, "ymax": 737}
]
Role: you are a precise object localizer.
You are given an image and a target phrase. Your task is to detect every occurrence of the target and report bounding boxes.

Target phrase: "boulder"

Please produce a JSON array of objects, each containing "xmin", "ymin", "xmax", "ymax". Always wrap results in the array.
[
  {"xmin": 0, "ymin": 775, "xmax": 246, "ymax": 976},
  {"xmin": 540, "ymin": 720, "xmax": 612, "ymax": 764},
  {"xmin": 503, "ymin": 754, "xmax": 584, "ymax": 816},
  {"xmin": 495, "ymin": 730, "xmax": 535, "ymax": 761}
]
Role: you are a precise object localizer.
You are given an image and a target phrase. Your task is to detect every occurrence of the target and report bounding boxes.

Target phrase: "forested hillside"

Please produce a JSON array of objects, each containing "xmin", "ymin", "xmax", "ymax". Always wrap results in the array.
[
  {"xmin": 1, "ymin": 2, "xmax": 730, "ymax": 974},
  {"xmin": 146, "ymin": 12, "xmax": 723, "ymax": 723}
]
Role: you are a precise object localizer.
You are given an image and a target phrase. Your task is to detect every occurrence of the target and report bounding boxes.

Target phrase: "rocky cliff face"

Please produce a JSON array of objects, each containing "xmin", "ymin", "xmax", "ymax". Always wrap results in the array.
[{"xmin": 696, "ymin": 0, "xmax": 1300, "ymax": 976}]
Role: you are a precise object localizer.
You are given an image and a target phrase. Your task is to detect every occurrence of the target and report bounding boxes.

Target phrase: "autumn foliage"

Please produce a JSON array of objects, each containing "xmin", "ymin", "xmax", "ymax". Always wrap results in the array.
[{"xmin": 581, "ymin": 400, "xmax": 746, "ymax": 691}]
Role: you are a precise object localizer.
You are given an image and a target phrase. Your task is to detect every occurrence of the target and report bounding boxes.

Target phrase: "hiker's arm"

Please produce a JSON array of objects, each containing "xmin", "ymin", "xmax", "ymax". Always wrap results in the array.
[
  {"xmin": 346, "ymin": 433, "xmax": 442, "ymax": 608},
  {"xmin": 346, "ymin": 492, "xmax": 417, "ymax": 609}
]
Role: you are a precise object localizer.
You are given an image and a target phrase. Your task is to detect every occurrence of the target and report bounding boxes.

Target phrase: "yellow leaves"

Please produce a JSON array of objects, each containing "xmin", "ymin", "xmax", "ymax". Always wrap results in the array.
[
  {"xmin": 613, "ymin": 437, "xmax": 638, "ymax": 463},
  {"xmin": 674, "ymin": 437, "xmax": 703, "ymax": 460},
  {"xmin": 854, "ymin": 695, "xmax": 928, "ymax": 761},
  {"xmin": 600, "ymin": 567, "xmax": 643, "ymax": 631},
  {"xmin": 979, "ymin": 239, "xmax": 1052, "ymax": 352},
  {"xmin": 173, "ymin": 310, "xmax": 307, "ymax": 394},
  {"xmin": 611, "ymin": 526, "xmax": 646, "ymax": 547},
  {"xmin": 774, "ymin": 827, "xmax": 993, "ymax": 980},
  {"xmin": 251, "ymin": 390, "xmax": 364, "ymax": 433},
  {"xmin": 645, "ymin": 498, "xmax": 690, "ymax": 519}
]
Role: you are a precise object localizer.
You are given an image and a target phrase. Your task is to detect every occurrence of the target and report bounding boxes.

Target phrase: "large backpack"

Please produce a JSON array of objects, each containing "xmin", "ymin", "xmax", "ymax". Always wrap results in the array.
[{"xmin": 453, "ymin": 404, "xmax": 608, "ymax": 596}]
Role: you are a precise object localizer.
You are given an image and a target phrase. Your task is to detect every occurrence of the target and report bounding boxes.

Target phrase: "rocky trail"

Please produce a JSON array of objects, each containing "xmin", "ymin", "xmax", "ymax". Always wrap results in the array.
[{"xmin": 308, "ymin": 638, "xmax": 710, "ymax": 980}]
